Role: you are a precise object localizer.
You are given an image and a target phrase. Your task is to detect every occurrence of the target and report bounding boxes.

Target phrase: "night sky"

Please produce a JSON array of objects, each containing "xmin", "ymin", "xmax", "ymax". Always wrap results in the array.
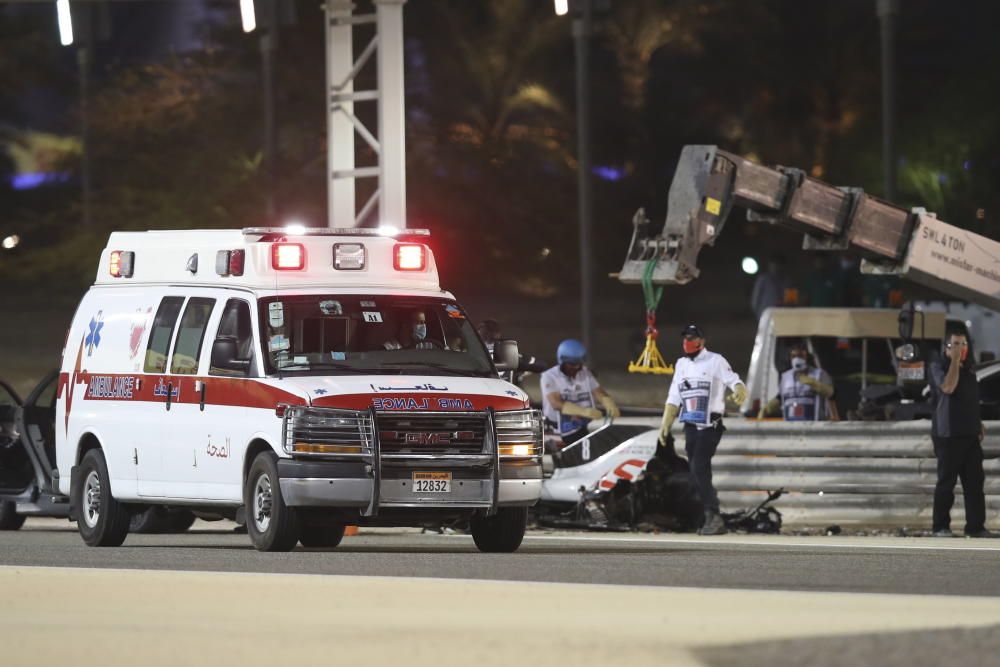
[{"xmin": 2, "ymin": 0, "xmax": 999, "ymax": 369}]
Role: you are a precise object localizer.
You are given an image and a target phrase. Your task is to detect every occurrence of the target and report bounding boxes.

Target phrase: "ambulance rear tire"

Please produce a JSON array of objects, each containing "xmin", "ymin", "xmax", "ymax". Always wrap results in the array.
[
  {"xmin": 0, "ymin": 501, "xmax": 26, "ymax": 531},
  {"xmin": 299, "ymin": 523, "xmax": 346, "ymax": 548},
  {"xmin": 76, "ymin": 449, "xmax": 130, "ymax": 547},
  {"xmin": 245, "ymin": 452, "xmax": 300, "ymax": 552},
  {"xmin": 470, "ymin": 507, "xmax": 527, "ymax": 553}
]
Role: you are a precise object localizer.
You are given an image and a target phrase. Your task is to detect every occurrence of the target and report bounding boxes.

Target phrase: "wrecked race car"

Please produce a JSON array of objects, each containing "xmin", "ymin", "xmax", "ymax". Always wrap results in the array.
[{"xmin": 534, "ymin": 420, "xmax": 781, "ymax": 534}]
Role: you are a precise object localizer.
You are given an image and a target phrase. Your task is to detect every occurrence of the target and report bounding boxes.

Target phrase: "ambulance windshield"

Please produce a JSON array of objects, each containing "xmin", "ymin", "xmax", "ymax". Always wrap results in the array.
[{"xmin": 258, "ymin": 295, "xmax": 495, "ymax": 377}]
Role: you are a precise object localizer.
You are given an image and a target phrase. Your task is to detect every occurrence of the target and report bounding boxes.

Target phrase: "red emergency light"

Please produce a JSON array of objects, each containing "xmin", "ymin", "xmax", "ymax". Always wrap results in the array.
[
  {"xmin": 216, "ymin": 249, "xmax": 246, "ymax": 277},
  {"xmin": 271, "ymin": 243, "xmax": 305, "ymax": 270},
  {"xmin": 229, "ymin": 249, "xmax": 245, "ymax": 276},
  {"xmin": 394, "ymin": 243, "xmax": 426, "ymax": 271}
]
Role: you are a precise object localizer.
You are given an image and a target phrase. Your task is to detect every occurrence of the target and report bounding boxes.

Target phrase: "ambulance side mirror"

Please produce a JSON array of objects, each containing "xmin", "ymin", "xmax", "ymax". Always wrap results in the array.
[
  {"xmin": 493, "ymin": 339, "xmax": 519, "ymax": 371},
  {"xmin": 211, "ymin": 336, "xmax": 249, "ymax": 374}
]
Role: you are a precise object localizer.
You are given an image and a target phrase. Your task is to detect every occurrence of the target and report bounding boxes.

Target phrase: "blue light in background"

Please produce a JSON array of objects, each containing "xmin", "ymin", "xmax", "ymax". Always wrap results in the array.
[
  {"xmin": 9, "ymin": 172, "xmax": 69, "ymax": 190},
  {"xmin": 592, "ymin": 165, "xmax": 627, "ymax": 182}
]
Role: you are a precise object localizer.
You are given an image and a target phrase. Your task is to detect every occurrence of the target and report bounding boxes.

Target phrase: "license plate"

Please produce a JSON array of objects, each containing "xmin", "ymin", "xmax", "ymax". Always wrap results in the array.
[
  {"xmin": 412, "ymin": 471, "xmax": 451, "ymax": 493},
  {"xmin": 898, "ymin": 362, "xmax": 925, "ymax": 381}
]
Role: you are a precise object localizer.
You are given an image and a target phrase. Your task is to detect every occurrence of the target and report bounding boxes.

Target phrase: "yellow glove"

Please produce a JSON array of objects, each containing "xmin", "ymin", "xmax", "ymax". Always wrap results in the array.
[
  {"xmin": 599, "ymin": 395, "xmax": 621, "ymax": 419},
  {"xmin": 759, "ymin": 397, "xmax": 780, "ymax": 419},
  {"xmin": 560, "ymin": 402, "xmax": 604, "ymax": 421},
  {"xmin": 797, "ymin": 373, "xmax": 834, "ymax": 398},
  {"xmin": 659, "ymin": 403, "xmax": 679, "ymax": 442},
  {"xmin": 731, "ymin": 383, "xmax": 748, "ymax": 406},
  {"xmin": 798, "ymin": 374, "xmax": 819, "ymax": 389}
]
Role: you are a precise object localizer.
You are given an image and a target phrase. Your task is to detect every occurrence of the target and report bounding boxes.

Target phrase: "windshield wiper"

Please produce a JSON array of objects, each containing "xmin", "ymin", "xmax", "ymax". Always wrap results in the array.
[
  {"xmin": 377, "ymin": 361, "xmax": 488, "ymax": 377},
  {"xmin": 276, "ymin": 363, "xmax": 370, "ymax": 374}
]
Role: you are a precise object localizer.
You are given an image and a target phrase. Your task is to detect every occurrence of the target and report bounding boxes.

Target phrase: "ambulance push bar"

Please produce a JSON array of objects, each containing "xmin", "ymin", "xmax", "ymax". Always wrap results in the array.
[{"xmin": 619, "ymin": 145, "xmax": 1000, "ymax": 311}]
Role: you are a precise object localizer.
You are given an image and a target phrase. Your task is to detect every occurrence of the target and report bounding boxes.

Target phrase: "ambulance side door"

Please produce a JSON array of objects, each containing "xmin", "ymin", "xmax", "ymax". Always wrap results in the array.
[
  {"xmin": 136, "ymin": 294, "xmax": 186, "ymax": 497},
  {"xmin": 196, "ymin": 295, "xmax": 261, "ymax": 501},
  {"xmin": 159, "ymin": 295, "xmax": 217, "ymax": 499}
]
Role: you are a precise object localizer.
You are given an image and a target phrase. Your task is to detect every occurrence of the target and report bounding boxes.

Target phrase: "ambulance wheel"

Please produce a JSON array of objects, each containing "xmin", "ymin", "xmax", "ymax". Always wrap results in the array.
[
  {"xmin": 245, "ymin": 452, "xmax": 300, "ymax": 552},
  {"xmin": 298, "ymin": 523, "xmax": 346, "ymax": 548},
  {"xmin": 470, "ymin": 507, "xmax": 527, "ymax": 553},
  {"xmin": 76, "ymin": 449, "xmax": 130, "ymax": 547},
  {"xmin": 0, "ymin": 501, "xmax": 26, "ymax": 531}
]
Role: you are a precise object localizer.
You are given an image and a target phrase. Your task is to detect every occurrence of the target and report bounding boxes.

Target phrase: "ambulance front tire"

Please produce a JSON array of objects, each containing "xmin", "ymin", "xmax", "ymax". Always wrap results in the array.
[
  {"xmin": 470, "ymin": 507, "xmax": 527, "ymax": 553},
  {"xmin": 245, "ymin": 452, "xmax": 300, "ymax": 552},
  {"xmin": 76, "ymin": 449, "xmax": 131, "ymax": 547},
  {"xmin": 298, "ymin": 523, "xmax": 346, "ymax": 548}
]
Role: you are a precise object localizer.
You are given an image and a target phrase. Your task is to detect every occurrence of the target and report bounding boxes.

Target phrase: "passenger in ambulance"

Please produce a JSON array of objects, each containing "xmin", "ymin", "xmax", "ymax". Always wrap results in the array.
[
  {"xmin": 759, "ymin": 341, "xmax": 834, "ymax": 421},
  {"xmin": 382, "ymin": 310, "xmax": 441, "ymax": 350}
]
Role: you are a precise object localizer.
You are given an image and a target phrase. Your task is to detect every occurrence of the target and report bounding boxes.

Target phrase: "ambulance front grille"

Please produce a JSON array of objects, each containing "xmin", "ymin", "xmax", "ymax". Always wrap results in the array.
[{"xmin": 376, "ymin": 412, "xmax": 487, "ymax": 455}]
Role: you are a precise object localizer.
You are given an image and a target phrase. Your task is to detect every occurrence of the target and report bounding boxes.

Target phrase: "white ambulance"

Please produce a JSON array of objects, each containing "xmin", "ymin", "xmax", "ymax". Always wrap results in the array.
[{"xmin": 55, "ymin": 228, "xmax": 542, "ymax": 551}]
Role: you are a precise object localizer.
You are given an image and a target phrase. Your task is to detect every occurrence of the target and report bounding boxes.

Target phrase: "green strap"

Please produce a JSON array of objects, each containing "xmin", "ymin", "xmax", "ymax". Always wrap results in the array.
[{"xmin": 642, "ymin": 257, "xmax": 663, "ymax": 314}]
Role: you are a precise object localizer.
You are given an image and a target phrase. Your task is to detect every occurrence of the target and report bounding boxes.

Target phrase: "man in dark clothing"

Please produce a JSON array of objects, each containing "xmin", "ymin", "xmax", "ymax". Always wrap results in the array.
[{"xmin": 927, "ymin": 332, "xmax": 994, "ymax": 537}]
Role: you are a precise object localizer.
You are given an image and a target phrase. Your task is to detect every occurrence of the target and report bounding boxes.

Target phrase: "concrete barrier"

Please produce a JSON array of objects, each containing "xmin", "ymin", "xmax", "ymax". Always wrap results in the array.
[{"xmin": 616, "ymin": 417, "xmax": 1000, "ymax": 528}]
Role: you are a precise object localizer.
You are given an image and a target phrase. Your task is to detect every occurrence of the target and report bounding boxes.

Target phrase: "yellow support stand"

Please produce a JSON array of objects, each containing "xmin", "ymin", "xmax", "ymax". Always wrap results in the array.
[
  {"xmin": 628, "ymin": 332, "xmax": 674, "ymax": 375},
  {"xmin": 630, "ymin": 257, "xmax": 673, "ymax": 374}
]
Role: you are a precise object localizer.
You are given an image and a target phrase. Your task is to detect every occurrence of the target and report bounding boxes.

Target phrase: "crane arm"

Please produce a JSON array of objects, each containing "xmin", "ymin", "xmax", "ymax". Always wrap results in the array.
[{"xmin": 618, "ymin": 145, "xmax": 1000, "ymax": 311}]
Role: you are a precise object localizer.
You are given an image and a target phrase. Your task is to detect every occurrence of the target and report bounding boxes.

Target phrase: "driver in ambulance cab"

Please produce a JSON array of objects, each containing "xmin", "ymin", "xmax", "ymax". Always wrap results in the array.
[
  {"xmin": 658, "ymin": 324, "xmax": 747, "ymax": 535},
  {"xmin": 383, "ymin": 310, "xmax": 440, "ymax": 350},
  {"xmin": 541, "ymin": 339, "xmax": 620, "ymax": 445}
]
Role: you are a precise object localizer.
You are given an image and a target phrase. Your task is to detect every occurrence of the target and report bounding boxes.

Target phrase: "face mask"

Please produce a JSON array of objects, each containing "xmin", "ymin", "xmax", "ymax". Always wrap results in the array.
[
  {"xmin": 413, "ymin": 323, "xmax": 427, "ymax": 340},
  {"xmin": 682, "ymin": 339, "xmax": 703, "ymax": 356},
  {"xmin": 791, "ymin": 357, "xmax": 807, "ymax": 370}
]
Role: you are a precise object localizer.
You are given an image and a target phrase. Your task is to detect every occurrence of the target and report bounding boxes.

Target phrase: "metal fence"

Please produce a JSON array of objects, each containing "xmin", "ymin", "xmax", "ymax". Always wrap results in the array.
[{"xmin": 619, "ymin": 418, "xmax": 1000, "ymax": 528}]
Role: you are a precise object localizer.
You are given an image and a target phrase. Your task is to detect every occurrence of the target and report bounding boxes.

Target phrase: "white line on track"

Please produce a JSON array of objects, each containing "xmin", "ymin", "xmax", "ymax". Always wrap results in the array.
[{"xmin": 513, "ymin": 533, "xmax": 1000, "ymax": 552}]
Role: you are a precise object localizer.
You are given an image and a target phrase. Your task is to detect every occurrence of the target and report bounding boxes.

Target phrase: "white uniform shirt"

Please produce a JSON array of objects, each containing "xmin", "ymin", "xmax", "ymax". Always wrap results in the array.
[
  {"xmin": 666, "ymin": 349, "xmax": 743, "ymax": 428},
  {"xmin": 540, "ymin": 365, "xmax": 600, "ymax": 436},
  {"xmin": 779, "ymin": 366, "xmax": 832, "ymax": 421}
]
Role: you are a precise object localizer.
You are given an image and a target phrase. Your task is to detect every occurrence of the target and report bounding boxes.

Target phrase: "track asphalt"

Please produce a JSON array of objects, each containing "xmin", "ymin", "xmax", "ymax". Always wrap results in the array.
[{"xmin": 2, "ymin": 520, "xmax": 998, "ymax": 666}]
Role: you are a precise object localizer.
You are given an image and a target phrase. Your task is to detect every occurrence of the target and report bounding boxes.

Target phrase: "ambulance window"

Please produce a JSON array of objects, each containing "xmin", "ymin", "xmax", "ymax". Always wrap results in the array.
[
  {"xmin": 170, "ymin": 298, "xmax": 216, "ymax": 375},
  {"xmin": 144, "ymin": 297, "xmax": 185, "ymax": 373},
  {"xmin": 211, "ymin": 299, "xmax": 256, "ymax": 377}
]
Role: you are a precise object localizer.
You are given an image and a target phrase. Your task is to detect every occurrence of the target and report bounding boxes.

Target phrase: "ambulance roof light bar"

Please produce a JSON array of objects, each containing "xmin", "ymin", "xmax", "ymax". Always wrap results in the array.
[{"xmin": 244, "ymin": 227, "xmax": 430, "ymax": 238}]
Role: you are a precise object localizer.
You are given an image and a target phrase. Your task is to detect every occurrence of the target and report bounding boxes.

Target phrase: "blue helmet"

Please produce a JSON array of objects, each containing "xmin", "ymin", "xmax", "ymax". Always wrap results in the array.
[{"xmin": 557, "ymin": 339, "xmax": 587, "ymax": 364}]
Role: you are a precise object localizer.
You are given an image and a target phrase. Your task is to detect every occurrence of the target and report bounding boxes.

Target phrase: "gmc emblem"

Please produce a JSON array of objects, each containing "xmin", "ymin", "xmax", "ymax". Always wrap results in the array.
[
  {"xmin": 405, "ymin": 432, "xmax": 450, "ymax": 445},
  {"xmin": 383, "ymin": 430, "xmax": 476, "ymax": 445}
]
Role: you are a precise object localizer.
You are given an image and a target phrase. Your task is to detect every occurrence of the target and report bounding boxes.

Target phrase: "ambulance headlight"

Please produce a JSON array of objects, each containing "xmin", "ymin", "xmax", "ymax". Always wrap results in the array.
[
  {"xmin": 290, "ymin": 443, "xmax": 364, "ymax": 455},
  {"xmin": 494, "ymin": 409, "xmax": 543, "ymax": 458},
  {"xmin": 333, "ymin": 243, "xmax": 366, "ymax": 270}
]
